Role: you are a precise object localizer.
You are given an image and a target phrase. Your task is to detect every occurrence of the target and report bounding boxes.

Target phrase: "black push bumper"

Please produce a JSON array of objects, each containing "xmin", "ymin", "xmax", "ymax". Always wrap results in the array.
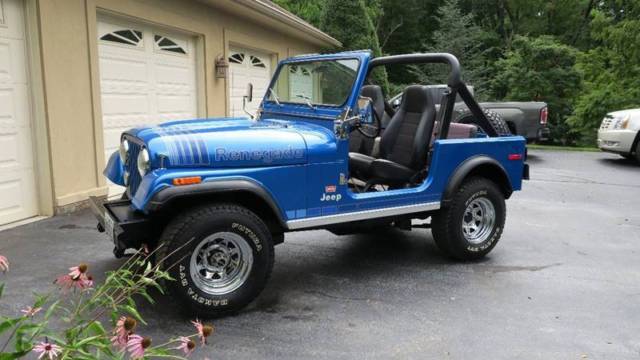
[{"xmin": 89, "ymin": 196, "xmax": 152, "ymax": 257}]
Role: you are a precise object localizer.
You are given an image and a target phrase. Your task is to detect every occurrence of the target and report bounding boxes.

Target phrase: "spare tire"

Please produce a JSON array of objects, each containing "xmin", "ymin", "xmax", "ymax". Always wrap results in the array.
[{"xmin": 453, "ymin": 108, "xmax": 511, "ymax": 136}]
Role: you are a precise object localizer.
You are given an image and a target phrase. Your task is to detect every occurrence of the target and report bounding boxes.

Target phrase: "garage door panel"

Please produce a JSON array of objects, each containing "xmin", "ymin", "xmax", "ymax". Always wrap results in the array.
[
  {"xmin": 98, "ymin": 18, "xmax": 198, "ymax": 196},
  {"xmin": 0, "ymin": 0, "xmax": 25, "ymax": 39},
  {"xmin": 0, "ymin": 39, "xmax": 27, "ymax": 84},
  {"xmin": 0, "ymin": 0, "xmax": 37, "ymax": 225},
  {"xmin": 0, "ymin": 169, "xmax": 37, "ymax": 222},
  {"xmin": 228, "ymin": 47, "xmax": 271, "ymax": 117},
  {"xmin": 101, "ymin": 94, "xmax": 150, "ymax": 117},
  {"xmin": 99, "ymin": 56, "xmax": 148, "ymax": 83}
]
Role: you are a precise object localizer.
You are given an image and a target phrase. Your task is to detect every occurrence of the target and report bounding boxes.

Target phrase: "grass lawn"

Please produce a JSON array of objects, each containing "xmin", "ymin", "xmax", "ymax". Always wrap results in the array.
[{"xmin": 528, "ymin": 144, "xmax": 599, "ymax": 152}]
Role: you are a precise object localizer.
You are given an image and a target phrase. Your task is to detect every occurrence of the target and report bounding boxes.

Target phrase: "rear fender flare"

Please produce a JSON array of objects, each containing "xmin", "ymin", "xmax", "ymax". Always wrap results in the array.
[{"xmin": 442, "ymin": 156, "xmax": 513, "ymax": 206}]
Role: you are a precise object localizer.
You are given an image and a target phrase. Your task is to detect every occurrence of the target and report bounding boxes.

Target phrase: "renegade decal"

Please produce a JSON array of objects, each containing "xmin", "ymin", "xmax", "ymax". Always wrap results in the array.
[{"xmin": 214, "ymin": 146, "xmax": 304, "ymax": 163}]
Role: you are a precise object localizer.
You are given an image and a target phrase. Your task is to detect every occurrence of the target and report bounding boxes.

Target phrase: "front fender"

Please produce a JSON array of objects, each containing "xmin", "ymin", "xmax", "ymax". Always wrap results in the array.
[
  {"xmin": 142, "ymin": 176, "xmax": 286, "ymax": 227},
  {"xmin": 104, "ymin": 151, "xmax": 125, "ymax": 186}
]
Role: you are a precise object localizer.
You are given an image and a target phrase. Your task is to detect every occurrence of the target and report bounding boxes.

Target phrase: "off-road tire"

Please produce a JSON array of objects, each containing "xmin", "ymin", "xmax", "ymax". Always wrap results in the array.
[
  {"xmin": 432, "ymin": 177, "xmax": 506, "ymax": 260},
  {"xmin": 159, "ymin": 203, "xmax": 274, "ymax": 317},
  {"xmin": 454, "ymin": 108, "xmax": 512, "ymax": 136}
]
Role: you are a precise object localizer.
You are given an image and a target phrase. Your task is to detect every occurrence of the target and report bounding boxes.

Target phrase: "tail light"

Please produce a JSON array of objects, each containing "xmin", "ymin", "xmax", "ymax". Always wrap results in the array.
[{"xmin": 540, "ymin": 107, "xmax": 548, "ymax": 125}]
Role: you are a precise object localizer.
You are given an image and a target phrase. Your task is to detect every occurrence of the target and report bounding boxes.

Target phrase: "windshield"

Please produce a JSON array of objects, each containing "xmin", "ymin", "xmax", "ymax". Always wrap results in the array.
[{"xmin": 267, "ymin": 58, "xmax": 360, "ymax": 107}]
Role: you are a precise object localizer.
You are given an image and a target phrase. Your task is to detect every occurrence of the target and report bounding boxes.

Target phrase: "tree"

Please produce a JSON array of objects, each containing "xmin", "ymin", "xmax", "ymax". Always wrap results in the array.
[
  {"xmin": 320, "ymin": 0, "xmax": 389, "ymax": 92},
  {"xmin": 410, "ymin": 0, "xmax": 499, "ymax": 100},
  {"xmin": 272, "ymin": 0, "xmax": 325, "ymax": 28},
  {"xmin": 568, "ymin": 4, "xmax": 640, "ymax": 144},
  {"xmin": 491, "ymin": 36, "xmax": 581, "ymax": 144}
]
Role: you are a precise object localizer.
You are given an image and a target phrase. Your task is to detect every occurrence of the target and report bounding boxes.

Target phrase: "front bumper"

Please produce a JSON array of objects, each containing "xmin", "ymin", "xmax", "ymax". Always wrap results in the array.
[
  {"xmin": 89, "ymin": 196, "xmax": 152, "ymax": 257},
  {"xmin": 597, "ymin": 129, "xmax": 636, "ymax": 154}
]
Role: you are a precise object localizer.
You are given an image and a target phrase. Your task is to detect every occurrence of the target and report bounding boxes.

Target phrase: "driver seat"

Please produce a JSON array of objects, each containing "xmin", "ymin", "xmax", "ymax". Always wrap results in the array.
[{"xmin": 349, "ymin": 85, "xmax": 437, "ymax": 185}]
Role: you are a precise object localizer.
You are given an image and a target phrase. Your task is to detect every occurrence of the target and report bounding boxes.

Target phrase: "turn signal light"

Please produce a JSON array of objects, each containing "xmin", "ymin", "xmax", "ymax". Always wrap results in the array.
[
  {"xmin": 173, "ymin": 176, "xmax": 202, "ymax": 186},
  {"xmin": 508, "ymin": 154, "xmax": 523, "ymax": 161}
]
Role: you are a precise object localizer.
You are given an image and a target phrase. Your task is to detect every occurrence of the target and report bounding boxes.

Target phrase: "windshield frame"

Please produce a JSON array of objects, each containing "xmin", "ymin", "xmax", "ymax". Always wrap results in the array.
[{"xmin": 264, "ymin": 57, "xmax": 362, "ymax": 109}]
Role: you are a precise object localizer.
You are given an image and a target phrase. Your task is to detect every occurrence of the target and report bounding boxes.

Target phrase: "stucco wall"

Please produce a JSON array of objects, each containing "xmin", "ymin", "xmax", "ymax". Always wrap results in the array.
[{"xmin": 36, "ymin": 0, "xmax": 322, "ymax": 210}]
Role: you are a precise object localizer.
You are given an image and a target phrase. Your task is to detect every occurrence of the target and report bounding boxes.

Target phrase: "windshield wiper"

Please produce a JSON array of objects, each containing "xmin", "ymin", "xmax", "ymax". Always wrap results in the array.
[
  {"xmin": 295, "ymin": 94, "xmax": 316, "ymax": 110},
  {"xmin": 268, "ymin": 88, "xmax": 281, "ymax": 106}
]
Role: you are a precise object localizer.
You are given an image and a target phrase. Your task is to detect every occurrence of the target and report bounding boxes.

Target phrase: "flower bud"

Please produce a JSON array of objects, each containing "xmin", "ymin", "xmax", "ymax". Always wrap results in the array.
[
  {"xmin": 202, "ymin": 325, "xmax": 214, "ymax": 338},
  {"xmin": 141, "ymin": 337, "xmax": 152, "ymax": 349},
  {"xmin": 124, "ymin": 317, "xmax": 137, "ymax": 331}
]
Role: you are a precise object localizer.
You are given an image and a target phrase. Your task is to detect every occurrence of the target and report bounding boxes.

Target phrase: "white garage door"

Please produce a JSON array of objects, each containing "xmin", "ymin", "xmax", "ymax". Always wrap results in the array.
[
  {"xmin": 97, "ymin": 18, "xmax": 198, "ymax": 193},
  {"xmin": 228, "ymin": 47, "xmax": 271, "ymax": 117},
  {"xmin": 0, "ymin": 0, "xmax": 38, "ymax": 225}
]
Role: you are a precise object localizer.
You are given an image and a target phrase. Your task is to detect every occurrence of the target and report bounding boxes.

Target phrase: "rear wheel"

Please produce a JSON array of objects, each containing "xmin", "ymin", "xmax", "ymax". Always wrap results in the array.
[
  {"xmin": 160, "ymin": 204, "xmax": 274, "ymax": 317},
  {"xmin": 454, "ymin": 108, "xmax": 511, "ymax": 136},
  {"xmin": 432, "ymin": 177, "xmax": 506, "ymax": 260}
]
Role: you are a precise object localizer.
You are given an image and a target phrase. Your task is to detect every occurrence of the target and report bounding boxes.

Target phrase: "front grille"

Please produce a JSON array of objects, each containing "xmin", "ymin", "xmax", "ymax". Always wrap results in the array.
[
  {"xmin": 125, "ymin": 138, "xmax": 142, "ymax": 197},
  {"xmin": 600, "ymin": 118, "xmax": 613, "ymax": 129}
]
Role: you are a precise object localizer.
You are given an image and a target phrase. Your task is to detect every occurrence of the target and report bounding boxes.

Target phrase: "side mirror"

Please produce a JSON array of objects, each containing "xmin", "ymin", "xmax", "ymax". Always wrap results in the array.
[
  {"xmin": 357, "ymin": 96, "xmax": 374, "ymax": 125},
  {"xmin": 242, "ymin": 83, "xmax": 254, "ymax": 119},
  {"xmin": 244, "ymin": 83, "xmax": 253, "ymax": 103}
]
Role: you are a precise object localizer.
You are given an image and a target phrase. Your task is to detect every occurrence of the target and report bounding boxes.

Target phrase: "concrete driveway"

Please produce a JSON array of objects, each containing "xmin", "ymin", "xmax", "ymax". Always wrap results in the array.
[{"xmin": 1, "ymin": 150, "xmax": 639, "ymax": 359}]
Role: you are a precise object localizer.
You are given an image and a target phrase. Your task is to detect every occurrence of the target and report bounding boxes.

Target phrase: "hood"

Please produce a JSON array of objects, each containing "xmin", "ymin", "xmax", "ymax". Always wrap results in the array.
[{"xmin": 129, "ymin": 117, "xmax": 311, "ymax": 168}]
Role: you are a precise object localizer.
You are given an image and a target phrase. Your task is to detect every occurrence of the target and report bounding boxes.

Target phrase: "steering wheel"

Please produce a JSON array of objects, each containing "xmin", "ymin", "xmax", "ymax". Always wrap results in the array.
[{"xmin": 356, "ymin": 107, "xmax": 381, "ymax": 138}]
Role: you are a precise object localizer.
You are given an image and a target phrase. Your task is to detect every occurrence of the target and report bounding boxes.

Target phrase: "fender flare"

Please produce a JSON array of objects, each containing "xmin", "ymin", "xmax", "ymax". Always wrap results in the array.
[
  {"xmin": 442, "ymin": 155, "xmax": 513, "ymax": 205},
  {"xmin": 145, "ymin": 179, "xmax": 286, "ymax": 227}
]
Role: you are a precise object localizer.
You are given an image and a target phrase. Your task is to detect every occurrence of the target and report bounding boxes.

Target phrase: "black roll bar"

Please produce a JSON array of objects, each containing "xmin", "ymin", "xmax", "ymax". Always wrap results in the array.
[{"xmin": 367, "ymin": 53, "xmax": 499, "ymax": 138}]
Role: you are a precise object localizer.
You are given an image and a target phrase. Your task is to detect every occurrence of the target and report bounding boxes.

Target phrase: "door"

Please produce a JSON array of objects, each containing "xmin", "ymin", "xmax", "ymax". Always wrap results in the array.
[
  {"xmin": 0, "ymin": 0, "xmax": 38, "ymax": 225},
  {"xmin": 97, "ymin": 17, "xmax": 198, "ymax": 194},
  {"xmin": 228, "ymin": 47, "xmax": 271, "ymax": 117}
]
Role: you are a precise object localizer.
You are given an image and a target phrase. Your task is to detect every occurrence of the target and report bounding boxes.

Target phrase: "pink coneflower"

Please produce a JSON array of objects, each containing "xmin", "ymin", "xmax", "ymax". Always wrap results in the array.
[
  {"xmin": 21, "ymin": 306, "xmax": 42, "ymax": 317},
  {"xmin": 79, "ymin": 274, "xmax": 94, "ymax": 289},
  {"xmin": 127, "ymin": 334, "xmax": 151, "ymax": 359},
  {"xmin": 33, "ymin": 341, "xmax": 62, "ymax": 360},
  {"xmin": 0, "ymin": 255, "xmax": 9, "ymax": 272},
  {"xmin": 191, "ymin": 319, "xmax": 214, "ymax": 345},
  {"xmin": 175, "ymin": 336, "xmax": 196, "ymax": 356},
  {"xmin": 111, "ymin": 316, "xmax": 136, "ymax": 350},
  {"xmin": 68, "ymin": 263, "xmax": 88, "ymax": 280},
  {"xmin": 55, "ymin": 273, "xmax": 93, "ymax": 292}
]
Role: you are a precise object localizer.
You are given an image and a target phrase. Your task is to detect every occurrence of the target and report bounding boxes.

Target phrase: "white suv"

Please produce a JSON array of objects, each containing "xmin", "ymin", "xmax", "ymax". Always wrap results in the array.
[{"xmin": 597, "ymin": 108, "xmax": 640, "ymax": 162}]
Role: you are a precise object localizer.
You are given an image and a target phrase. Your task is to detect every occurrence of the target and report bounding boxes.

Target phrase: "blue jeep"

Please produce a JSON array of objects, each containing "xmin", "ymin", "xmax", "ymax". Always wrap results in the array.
[{"xmin": 90, "ymin": 51, "xmax": 529, "ymax": 317}]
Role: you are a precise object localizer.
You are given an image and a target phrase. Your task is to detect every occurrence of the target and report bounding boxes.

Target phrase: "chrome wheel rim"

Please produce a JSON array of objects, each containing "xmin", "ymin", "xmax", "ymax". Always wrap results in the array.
[
  {"xmin": 190, "ymin": 232, "xmax": 253, "ymax": 295},
  {"xmin": 461, "ymin": 197, "xmax": 496, "ymax": 244}
]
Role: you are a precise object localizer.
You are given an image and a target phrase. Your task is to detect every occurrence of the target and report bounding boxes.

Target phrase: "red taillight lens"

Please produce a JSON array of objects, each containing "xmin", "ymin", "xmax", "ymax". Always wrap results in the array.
[
  {"xmin": 540, "ymin": 107, "xmax": 548, "ymax": 125},
  {"xmin": 508, "ymin": 154, "xmax": 523, "ymax": 161}
]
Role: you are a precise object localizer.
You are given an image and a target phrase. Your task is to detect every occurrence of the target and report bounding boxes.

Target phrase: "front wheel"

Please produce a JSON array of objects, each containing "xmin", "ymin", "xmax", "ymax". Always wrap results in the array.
[
  {"xmin": 432, "ymin": 177, "xmax": 506, "ymax": 260},
  {"xmin": 160, "ymin": 204, "xmax": 274, "ymax": 317}
]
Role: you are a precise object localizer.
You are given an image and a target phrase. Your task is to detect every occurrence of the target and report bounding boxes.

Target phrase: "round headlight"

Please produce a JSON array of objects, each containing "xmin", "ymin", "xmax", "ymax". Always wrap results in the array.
[
  {"xmin": 119, "ymin": 139, "xmax": 130, "ymax": 163},
  {"xmin": 137, "ymin": 148, "xmax": 150, "ymax": 176}
]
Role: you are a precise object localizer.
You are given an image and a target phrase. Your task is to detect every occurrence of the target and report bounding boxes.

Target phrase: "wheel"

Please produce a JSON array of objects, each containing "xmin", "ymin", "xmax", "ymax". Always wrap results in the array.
[
  {"xmin": 454, "ymin": 108, "xmax": 512, "ymax": 136},
  {"xmin": 432, "ymin": 177, "xmax": 506, "ymax": 260},
  {"xmin": 620, "ymin": 154, "xmax": 634, "ymax": 160},
  {"xmin": 635, "ymin": 140, "xmax": 640, "ymax": 163},
  {"xmin": 159, "ymin": 204, "xmax": 274, "ymax": 317}
]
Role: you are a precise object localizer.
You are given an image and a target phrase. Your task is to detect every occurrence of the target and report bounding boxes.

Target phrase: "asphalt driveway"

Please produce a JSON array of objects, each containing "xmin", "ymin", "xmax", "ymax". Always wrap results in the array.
[{"xmin": 1, "ymin": 150, "xmax": 639, "ymax": 359}]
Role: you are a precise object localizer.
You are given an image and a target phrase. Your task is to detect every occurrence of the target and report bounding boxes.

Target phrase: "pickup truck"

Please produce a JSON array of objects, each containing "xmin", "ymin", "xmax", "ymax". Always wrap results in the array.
[
  {"xmin": 391, "ymin": 85, "xmax": 550, "ymax": 142},
  {"xmin": 90, "ymin": 51, "xmax": 529, "ymax": 317}
]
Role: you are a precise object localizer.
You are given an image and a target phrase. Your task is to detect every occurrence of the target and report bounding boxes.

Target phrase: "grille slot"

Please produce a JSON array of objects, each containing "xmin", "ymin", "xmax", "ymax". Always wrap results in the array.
[
  {"xmin": 600, "ymin": 118, "xmax": 613, "ymax": 129},
  {"xmin": 125, "ymin": 139, "xmax": 142, "ymax": 197}
]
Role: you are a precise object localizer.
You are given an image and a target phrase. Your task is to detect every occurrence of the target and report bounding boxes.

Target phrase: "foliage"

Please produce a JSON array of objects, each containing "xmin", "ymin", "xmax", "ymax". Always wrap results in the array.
[
  {"xmin": 320, "ymin": 0, "xmax": 389, "ymax": 93},
  {"xmin": 491, "ymin": 36, "xmax": 581, "ymax": 144},
  {"xmin": 410, "ymin": 0, "xmax": 500, "ymax": 100},
  {"xmin": 278, "ymin": 0, "xmax": 640, "ymax": 145},
  {"xmin": 567, "ymin": 4, "xmax": 640, "ymax": 144},
  {"xmin": 0, "ymin": 248, "xmax": 213, "ymax": 359}
]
